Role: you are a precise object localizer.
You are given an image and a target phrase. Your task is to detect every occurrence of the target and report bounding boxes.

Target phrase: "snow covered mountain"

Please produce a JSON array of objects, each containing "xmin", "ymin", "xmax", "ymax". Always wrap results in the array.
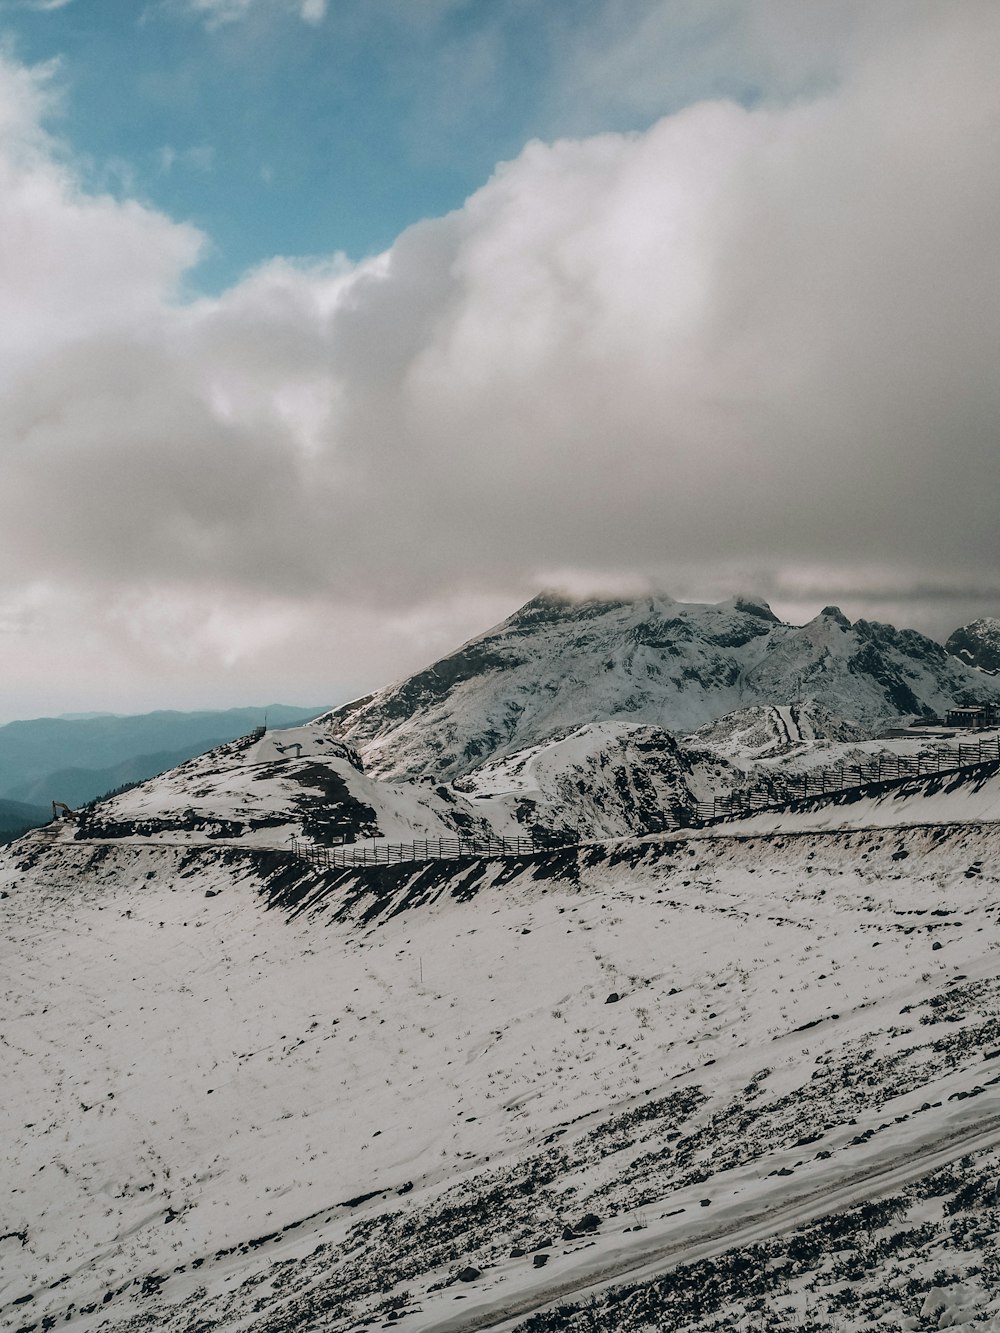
[
  {"xmin": 78, "ymin": 703, "xmax": 912, "ymax": 851},
  {"xmin": 46, "ymin": 600, "xmax": 977, "ymax": 853},
  {"xmin": 452, "ymin": 721, "xmax": 734, "ymax": 843},
  {"xmin": 946, "ymin": 617, "xmax": 1000, "ymax": 673},
  {"xmin": 322, "ymin": 592, "xmax": 1000, "ymax": 781},
  {"xmin": 8, "ymin": 594, "xmax": 1000, "ymax": 1333},
  {"xmin": 685, "ymin": 699, "xmax": 869, "ymax": 760},
  {"xmin": 75, "ymin": 718, "xmax": 730, "ymax": 847}
]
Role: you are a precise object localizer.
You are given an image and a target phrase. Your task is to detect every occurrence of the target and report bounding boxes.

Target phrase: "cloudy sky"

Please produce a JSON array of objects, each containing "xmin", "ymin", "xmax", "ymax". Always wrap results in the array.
[{"xmin": 0, "ymin": 0, "xmax": 998, "ymax": 721}]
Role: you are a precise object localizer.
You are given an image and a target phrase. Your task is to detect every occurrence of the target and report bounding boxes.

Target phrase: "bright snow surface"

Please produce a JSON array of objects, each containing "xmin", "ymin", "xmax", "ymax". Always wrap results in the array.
[{"xmin": 5, "ymin": 774, "xmax": 1000, "ymax": 1330}]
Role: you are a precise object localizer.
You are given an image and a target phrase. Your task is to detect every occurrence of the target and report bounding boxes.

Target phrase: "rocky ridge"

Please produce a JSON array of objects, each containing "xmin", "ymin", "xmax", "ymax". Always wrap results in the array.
[
  {"xmin": 322, "ymin": 592, "xmax": 1000, "ymax": 781},
  {"xmin": 946, "ymin": 617, "xmax": 1000, "ymax": 674}
]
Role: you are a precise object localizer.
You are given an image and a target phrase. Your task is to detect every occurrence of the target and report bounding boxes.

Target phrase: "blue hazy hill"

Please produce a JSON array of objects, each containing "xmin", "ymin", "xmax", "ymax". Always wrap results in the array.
[{"xmin": 0, "ymin": 705, "xmax": 326, "ymax": 809}]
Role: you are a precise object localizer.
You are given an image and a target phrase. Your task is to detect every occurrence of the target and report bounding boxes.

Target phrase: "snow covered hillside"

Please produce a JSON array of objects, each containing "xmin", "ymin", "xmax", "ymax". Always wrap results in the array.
[
  {"xmin": 72, "ymin": 725, "xmax": 495, "ymax": 848},
  {"xmin": 686, "ymin": 700, "xmax": 869, "ymax": 760},
  {"xmin": 447, "ymin": 722, "xmax": 734, "ymax": 843},
  {"xmin": 5, "ymin": 798, "xmax": 1000, "ymax": 1332},
  {"xmin": 74, "ymin": 710, "xmax": 1000, "ymax": 856},
  {"xmin": 77, "ymin": 596, "xmax": 1000, "ymax": 855},
  {"xmin": 716, "ymin": 751, "xmax": 1000, "ymax": 838},
  {"xmin": 72, "ymin": 720, "xmax": 722, "ymax": 849},
  {"xmin": 7, "ymin": 596, "xmax": 1000, "ymax": 1333},
  {"xmin": 321, "ymin": 592, "xmax": 1000, "ymax": 781},
  {"xmin": 73, "ymin": 715, "xmax": 747, "ymax": 849}
]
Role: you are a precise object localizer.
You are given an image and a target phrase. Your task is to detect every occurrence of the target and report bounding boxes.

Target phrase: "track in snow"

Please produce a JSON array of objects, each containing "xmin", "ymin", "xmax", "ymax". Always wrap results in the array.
[{"xmin": 422, "ymin": 1102, "xmax": 1000, "ymax": 1333}]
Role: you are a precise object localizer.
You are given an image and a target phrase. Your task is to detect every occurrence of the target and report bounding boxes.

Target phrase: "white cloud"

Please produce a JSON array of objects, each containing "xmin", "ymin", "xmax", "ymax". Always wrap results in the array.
[
  {"xmin": 186, "ymin": 0, "xmax": 326, "ymax": 26},
  {"xmin": 158, "ymin": 143, "xmax": 215, "ymax": 174},
  {"xmin": 186, "ymin": 0, "xmax": 254, "ymax": 26},
  {"xmin": 0, "ymin": 58, "xmax": 200, "ymax": 393},
  {"xmin": 2, "ymin": 6, "xmax": 1000, "ymax": 715},
  {"xmin": 6, "ymin": 0, "xmax": 75, "ymax": 11}
]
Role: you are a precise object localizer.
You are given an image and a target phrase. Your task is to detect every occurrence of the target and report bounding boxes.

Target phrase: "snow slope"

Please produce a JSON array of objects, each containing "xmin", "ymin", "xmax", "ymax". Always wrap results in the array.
[
  {"xmin": 5, "ymin": 803, "xmax": 1000, "ymax": 1332},
  {"xmin": 7, "ymin": 596, "xmax": 1000, "ymax": 1333},
  {"xmin": 686, "ymin": 700, "xmax": 869, "ymax": 761},
  {"xmin": 74, "ymin": 725, "xmax": 495, "ymax": 848},
  {"xmin": 714, "ymin": 753, "xmax": 1000, "ymax": 838},
  {"xmin": 76, "ymin": 715, "xmax": 1000, "ymax": 855},
  {"xmin": 320, "ymin": 592, "xmax": 1000, "ymax": 780}
]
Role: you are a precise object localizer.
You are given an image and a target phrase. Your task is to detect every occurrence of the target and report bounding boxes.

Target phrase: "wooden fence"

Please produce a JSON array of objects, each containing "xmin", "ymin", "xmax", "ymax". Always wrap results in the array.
[
  {"xmin": 695, "ymin": 734, "xmax": 1000, "ymax": 825},
  {"xmin": 288, "ymin": 834, "xmax": 553, "ymax": 872}
]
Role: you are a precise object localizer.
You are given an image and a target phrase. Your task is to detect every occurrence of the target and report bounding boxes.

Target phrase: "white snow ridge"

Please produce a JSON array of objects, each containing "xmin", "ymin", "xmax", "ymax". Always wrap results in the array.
[{"xmin": 5, "ymin": 591, "xmax": 1000, "ymax": 1333}]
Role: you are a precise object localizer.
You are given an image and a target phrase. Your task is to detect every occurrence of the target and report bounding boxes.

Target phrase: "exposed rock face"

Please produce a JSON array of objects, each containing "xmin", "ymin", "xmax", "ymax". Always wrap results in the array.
[
  {"xmin": 455, "ymin": 721, "xmax": 734, "ymax": 843},
  {"xmin": 320, "ymin": 592, "xmax": 1000, "ymax": 780},
  {"xmin": 946, "ymin": 619, "xmax": 1000, "ymax": 673},
  {"xmin": 689, "ymin": 702, "xmax": 869, "ymax": 759}
]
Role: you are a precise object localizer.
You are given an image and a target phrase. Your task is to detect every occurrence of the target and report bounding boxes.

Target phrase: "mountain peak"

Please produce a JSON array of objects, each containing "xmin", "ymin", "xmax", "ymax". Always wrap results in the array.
[
  {"xmin": 726, "ymin": 595, "xmax": 780, "ymax": 623},
  {"xmin": 946, "ymin": 617, "xmax": 1000, "ymax": 673},
  {"xmin": 512, "ymin": 587, "xmax": 680, "ymax": 626},
  {"xmin": 323, "ymin": 591, "xmax": 1000, "ymax": 780},
  {"xmin": 817, "ymin": 605, "xmax": 852, "ymax": 628}
]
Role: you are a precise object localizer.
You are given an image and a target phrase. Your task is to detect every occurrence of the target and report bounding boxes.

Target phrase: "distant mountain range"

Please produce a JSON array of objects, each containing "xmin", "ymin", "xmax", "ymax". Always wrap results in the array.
[
  {"xmin": 323, "ymin": 592, "xmax": 1000, "ymax": 780},
  {"xmin": 0, "ymin": 705, "xmax": 326, "ymax": 819},
  {"xmin": 0, "ymin": 796, "xmax": 50, "ymax": 842}
]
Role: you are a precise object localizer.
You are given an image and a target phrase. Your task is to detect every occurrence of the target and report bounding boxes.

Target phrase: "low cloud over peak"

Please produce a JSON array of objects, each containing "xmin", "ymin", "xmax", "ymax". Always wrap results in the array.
[{"xmin": 1, "ymin": 4, "xmax": 999, "ymax": 716}]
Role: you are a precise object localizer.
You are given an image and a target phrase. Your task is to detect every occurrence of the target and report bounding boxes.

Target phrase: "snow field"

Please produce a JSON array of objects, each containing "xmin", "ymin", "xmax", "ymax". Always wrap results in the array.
[{"xmin": 4, "ymin": 813, "xmax": 1000, "ymax": 1330}]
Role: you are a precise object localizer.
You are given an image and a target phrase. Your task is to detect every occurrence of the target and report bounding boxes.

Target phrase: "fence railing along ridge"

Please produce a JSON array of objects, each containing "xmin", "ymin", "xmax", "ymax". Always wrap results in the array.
[
  {"xmin": 289, "ymin": 833, "xmax": 558, "ymax": 872},
  {"xmin": 287, "ymin": 736, "xmax": 1000, "ymax": 872},
  {"xmin": 695, "ymin": 734, "xmax": 1000, "ymax": 826}
]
